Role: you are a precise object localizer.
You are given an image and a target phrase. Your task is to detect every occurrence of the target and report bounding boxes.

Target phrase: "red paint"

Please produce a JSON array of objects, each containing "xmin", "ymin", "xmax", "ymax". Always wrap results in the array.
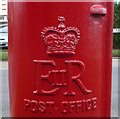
[
  {"xmin": 90, "ymin": 4, "xmax": 107, "ymax": 15},
  {"xmin": 8, "ymin": 1, "xmax": 113, "ymax": 117}
]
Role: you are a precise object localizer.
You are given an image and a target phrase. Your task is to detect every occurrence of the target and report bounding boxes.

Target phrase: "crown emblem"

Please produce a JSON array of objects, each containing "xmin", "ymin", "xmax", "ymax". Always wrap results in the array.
[{"xmin": 41, "ymin": 16, "xmax": 80, "ymax": 56}]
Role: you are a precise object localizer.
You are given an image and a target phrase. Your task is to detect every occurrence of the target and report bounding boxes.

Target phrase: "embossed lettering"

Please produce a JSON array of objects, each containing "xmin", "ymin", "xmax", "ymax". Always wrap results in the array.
[
  {"xmin": 51, "ymin": 70, "xmax": 67, "ymax": 87},
  {"xmin": 61, "ymin": 101, "xmax": 68, "ymax": 114},
  {"xmin": 60, "ymin": 98, "xmax": 97, "ymax": 114},
  {"xmin": 39, "ymin": 101, "xmax": 46, "ymax": 113},
  {"xmin": 24, "ymin": 99, "xmax": 30, "ymax": 111},
  {"xmin": 46, "ymin": 101, "xmax": 54, "ymax": 113},
  {"xmin": 33, "ymin": 60, "xmax": 92, "ymax": 96},
  {"xmin": 82, "ymin": 100, "xmax": 86, "ymax": 112},
  {"xmin": 69, "ymin": 101, "xmax": 76, "ymax": 113},
  {"xmin": 31, "ymin": 100, "xmax": 38, "ymax": 113},
  {"xmin": 33, "ymin": 60, "xmax": 59, "ymax": 95},
  {"xmin": 64, "ymin": 60, "xmax": 92, "ymax": 96},
  {"xmin": 92, "ymin": 97, "xmax": 97, "ymax": 110},
  {"xmin": 86, "ymin": 99, "xmax": 92, "ymax": 111},
  {"xmin": 76, "ymin": 100, "xmax": 82, "ymax": 113},
  {"xmin": 24, "ymin": 100, "xmax": 56, "ymax": 113},
  {"xmin": 24, "ymin": 97, "xmax": 97, "ymax": 114}
]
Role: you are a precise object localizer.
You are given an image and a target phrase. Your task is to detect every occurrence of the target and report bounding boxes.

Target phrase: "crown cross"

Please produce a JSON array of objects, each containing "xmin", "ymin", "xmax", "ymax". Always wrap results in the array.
[
  {"xmin": 41, "ymin": 16, "xmax": 80, "ymax": 56},
  {"xmin": 58, "ymin": 16, "xmax": 65, "ymax": 29}
]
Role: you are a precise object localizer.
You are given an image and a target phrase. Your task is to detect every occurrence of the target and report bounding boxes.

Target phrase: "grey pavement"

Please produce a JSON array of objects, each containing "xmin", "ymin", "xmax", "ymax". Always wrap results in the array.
[
  {"xmin": 0, "ymin": 61, "xmax": 9, "ymax": 118},
  {"xmin": 111, "ymin": 58, "xmax": 119, "ymax": 117},
  {"xmin": 0, "ymin": 59, "xmax": 119, "ymax": 117}
]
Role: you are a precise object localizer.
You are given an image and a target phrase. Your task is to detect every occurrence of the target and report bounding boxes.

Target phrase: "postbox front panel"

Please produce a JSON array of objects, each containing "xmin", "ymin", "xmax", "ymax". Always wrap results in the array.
[{"xmin": 8, "ymin": 2, "xmax": 113, "ymax": 117}]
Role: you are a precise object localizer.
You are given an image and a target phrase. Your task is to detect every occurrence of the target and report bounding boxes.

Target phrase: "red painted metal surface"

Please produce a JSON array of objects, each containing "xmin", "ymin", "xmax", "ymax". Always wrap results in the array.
[{"xmin": 8, "ymin": 1, "xmax": 113, "ymax": 117}]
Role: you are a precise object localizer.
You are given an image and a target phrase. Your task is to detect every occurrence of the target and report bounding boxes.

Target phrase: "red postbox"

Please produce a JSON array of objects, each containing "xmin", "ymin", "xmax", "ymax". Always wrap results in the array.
[{"xmin": 8, "ymin": 1, "xmax": 113, "ymax": 117}]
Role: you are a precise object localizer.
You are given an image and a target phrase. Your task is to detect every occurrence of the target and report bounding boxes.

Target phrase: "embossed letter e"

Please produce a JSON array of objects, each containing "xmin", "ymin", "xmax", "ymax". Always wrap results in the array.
[{"xmin": 33, "ymin": 60, "xmax": 59, "ymax": 95}]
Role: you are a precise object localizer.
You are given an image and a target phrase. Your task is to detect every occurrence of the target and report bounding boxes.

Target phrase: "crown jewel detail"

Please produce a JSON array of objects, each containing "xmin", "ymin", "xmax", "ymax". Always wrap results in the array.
[{"xmin": 41, "ymin": 16, "xmax": 80, "ymax": 56}]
